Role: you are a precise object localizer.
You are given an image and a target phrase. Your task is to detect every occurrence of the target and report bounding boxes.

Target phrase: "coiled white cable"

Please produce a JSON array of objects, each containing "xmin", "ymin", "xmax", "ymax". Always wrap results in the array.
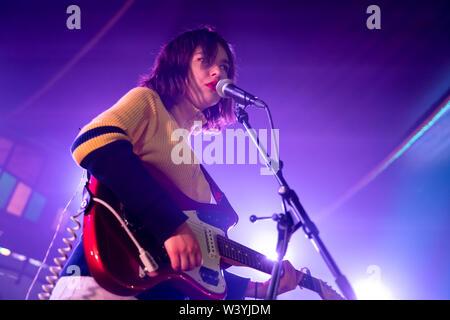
[
  {"xmin": 26, "ymin": 172, "xmax": 159, "ymax": 300},
  {"xmin": 25, "ymin": 172, "xmax": 86, "ymax": 300}
]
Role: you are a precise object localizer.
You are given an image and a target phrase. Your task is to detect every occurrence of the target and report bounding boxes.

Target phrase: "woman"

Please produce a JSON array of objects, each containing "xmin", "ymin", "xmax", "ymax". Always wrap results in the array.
[{"xmin": 50, "ymin": 27, "xmax": 301, "ymax": 300}]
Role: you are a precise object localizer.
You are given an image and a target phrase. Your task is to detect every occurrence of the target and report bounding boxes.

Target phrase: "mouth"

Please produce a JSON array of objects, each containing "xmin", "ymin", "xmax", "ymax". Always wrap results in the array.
[{"xmin": 205, "ymin": 80, "xmax": 218, "ymax": 91}]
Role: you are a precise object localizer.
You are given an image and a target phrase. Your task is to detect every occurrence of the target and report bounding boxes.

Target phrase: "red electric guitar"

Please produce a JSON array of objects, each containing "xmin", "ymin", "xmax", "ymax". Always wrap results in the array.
[{"xmin": 82, "ymin": 176, "xmax": 344, "ymax": 300}]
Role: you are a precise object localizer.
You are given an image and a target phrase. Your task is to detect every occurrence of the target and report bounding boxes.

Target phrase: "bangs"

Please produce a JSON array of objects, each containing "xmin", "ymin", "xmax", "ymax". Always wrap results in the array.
[{"xmin": 197, "ymin": 37, "xmax": 220, "ymax": 66}]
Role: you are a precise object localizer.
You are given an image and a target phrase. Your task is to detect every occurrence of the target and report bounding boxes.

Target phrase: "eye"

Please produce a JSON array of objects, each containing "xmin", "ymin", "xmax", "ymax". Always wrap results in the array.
[{"xmin": 220, "ymin": 64, "xmax": 230, "ymax": 72}]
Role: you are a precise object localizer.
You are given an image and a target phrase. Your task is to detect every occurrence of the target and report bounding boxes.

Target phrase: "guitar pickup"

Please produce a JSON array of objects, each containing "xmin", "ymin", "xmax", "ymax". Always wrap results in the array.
[{"xmin": 204, "ymin": 229, "xmax": 217, "ymax": 258}]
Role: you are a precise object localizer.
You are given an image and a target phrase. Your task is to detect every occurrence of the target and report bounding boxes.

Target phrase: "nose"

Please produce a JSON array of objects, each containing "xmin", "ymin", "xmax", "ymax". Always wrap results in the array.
[{"xmin": 210, "ymin": 64, "xmax": 226, "ymax": 79}]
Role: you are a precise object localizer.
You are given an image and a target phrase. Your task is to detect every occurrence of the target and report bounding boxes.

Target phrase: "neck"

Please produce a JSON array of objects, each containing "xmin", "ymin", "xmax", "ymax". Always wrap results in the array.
[{"xmin": 170, "ymin": 98, "xmax": 205, "ymax": 130}]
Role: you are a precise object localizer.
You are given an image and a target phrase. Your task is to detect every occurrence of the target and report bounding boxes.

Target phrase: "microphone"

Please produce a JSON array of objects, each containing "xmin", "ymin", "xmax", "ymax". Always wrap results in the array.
[{"xmin": 216, "ymin": 79, "xmax": 266, "ymax": 108}]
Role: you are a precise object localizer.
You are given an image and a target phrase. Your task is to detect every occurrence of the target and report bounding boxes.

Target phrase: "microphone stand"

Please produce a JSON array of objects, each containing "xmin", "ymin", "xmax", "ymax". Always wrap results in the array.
[{"xmin": 234, "ymin": 103, "xmax": 357, "ymax": 300}]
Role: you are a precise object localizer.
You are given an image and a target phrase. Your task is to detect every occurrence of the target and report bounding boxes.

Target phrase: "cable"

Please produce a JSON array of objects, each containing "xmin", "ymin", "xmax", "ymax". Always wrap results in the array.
[
  {"xmin": 24, "ymin": 172, "xmax": 86, "ymax": 300},
  {"xmin": 263, "ymin": 103, "xmax": 280, "ymax": 170},
  {"xmin": 90, "ymin": 197, "xmax": 159, "ymax": 274},
  {"xmin": 245, "ymin": 101, "xmax": 280, "ymax": 172}
]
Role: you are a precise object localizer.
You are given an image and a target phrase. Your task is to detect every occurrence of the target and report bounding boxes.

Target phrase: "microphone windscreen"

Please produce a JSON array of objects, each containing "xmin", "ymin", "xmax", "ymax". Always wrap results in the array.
[{"xmin": 216, "ymin": 79, "xmax": 234, "ymax": 98}]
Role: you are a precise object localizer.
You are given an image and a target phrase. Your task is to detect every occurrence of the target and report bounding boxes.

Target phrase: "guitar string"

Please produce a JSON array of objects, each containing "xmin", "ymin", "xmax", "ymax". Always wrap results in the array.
[
  {"xmin": 186, "ymin": 222, "xmax": 320, "ymax": 290},
  {"xmin": 186, "ymin": 222, "xmax": 259, "ymax": 268},
  {"xmin": 156, "ymin": 220, "xmax": 338, "ymax": 298}
]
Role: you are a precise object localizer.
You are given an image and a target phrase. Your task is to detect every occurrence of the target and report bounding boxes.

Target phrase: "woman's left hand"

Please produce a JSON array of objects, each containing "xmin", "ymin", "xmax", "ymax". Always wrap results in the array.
[
  {"xmin": 245, "ymin": 260, "xmax": 304, "ymax": 298},
  {"xmin": 276, "ymin": 260, "xmax": 303, "ymax": 295}
]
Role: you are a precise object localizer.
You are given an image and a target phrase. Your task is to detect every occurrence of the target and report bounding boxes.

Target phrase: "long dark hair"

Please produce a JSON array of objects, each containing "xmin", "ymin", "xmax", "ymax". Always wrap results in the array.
[{"xmin": 138, "ymin": 27, "xmax": 236, "ymax": 131}]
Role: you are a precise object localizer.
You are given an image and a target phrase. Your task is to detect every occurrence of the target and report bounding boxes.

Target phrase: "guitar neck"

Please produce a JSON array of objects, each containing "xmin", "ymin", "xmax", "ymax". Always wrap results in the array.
[{"xmin": 216, "ymin": 235, "xmax": 324, "ymax": 295}]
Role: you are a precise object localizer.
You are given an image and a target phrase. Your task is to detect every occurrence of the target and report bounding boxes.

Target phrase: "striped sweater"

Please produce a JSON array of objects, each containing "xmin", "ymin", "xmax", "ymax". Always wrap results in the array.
[
  {"xmin": 65, "ymin": 87, "xmax": 250, "ymax": 299},
  {"xmin": 65, "ymin": 87, "xmax": 250, "ymax": 300},
  {"xmin": 71, "ymin": 87, "xmax": 212, "ymax": 244}
]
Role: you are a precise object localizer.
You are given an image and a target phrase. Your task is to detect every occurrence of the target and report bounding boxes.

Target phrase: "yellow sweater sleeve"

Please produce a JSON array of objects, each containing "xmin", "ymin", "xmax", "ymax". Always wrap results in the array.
[{"xmin": 71, "ymin": 87, "xmax": 159, "ymax": 166}]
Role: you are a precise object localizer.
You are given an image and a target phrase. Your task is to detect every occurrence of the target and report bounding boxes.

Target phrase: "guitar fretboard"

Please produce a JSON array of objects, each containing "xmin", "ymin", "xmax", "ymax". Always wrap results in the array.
[{"xmin": 216, "ymin": 235, "xmax": 321, "ymax": 294}]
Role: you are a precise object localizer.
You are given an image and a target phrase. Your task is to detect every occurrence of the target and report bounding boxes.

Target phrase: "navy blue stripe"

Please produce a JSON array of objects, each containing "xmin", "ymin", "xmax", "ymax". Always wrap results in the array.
[
  {"xmin": 71, "ymin": 126, "xmax": 126, "ymax": 153},
  {"xmin": 79, "ymin": 139, "xmax": 132, "ymax": 169},
  {"xmin": 77, "ymin": 139, "xmax": 189, "ymax": 246}
]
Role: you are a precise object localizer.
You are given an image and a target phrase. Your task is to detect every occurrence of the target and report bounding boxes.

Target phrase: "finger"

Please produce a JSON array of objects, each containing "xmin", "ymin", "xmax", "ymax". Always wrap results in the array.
[
  {"xmin": 296, "ymin": 270, "xmax": 304, "ymax": 283},
  {"xmin": 180, "ymin": 253, "xmax": 191, "ymax": 271},
  {"xmin": 168, "ymin": 250, "xmax": 181, "ymax": 272},
  {"xmin": 281, "ymin": 261, "xmax": 292, "ymax": 278},
  {"xmin": 284, "ymin": 260, "xmax": 294, "ymax": 271},
  {"xmin": 287, "ymin": 262, "xmax": 298, "ymax": 280},
  {"xmin": 196, "ymin": 250, "xmax": 203, "ymax": 267},
  {"xmin": 188, "ymin": 251, "xmax": 200, "ymax": 269},
  {"xmin": 195, "ymin": 243, "xmax": 203, "ymax": 267}
]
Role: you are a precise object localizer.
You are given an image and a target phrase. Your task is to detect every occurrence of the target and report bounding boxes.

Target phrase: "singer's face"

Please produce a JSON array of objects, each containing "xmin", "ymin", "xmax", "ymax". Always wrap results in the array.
[{"xmin": 185, "ymin": 44, "xmax": 230, "ymax": 110}]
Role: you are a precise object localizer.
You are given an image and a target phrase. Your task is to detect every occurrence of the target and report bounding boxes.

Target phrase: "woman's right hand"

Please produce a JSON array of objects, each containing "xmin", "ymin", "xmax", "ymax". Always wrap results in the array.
[{"xmin": 163, "ymin": 222, "xmax": 203, "ymax": 272}]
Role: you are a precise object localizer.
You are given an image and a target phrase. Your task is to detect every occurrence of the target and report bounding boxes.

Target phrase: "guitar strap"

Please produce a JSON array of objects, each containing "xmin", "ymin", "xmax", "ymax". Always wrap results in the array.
[
  {"xmin": 85, "ymin": 163, "xmax": 239, "ymax": 230},
  {"xmin": 199, "ymin": 164, "xmax": 239, "ymax": 228},
  {"xmin": 103, "ymin": 161, "xmax": 240, "ymax": 231},
  {"xmin": 199, "ymin": 165, "xmax": 225, "ymax": 205}
]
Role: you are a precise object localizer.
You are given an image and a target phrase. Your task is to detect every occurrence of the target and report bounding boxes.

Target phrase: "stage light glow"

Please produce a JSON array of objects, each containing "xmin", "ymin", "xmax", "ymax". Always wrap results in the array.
[
  {"xmin": 28, "ymin": 258, "xmax": 43, "ymax": 267},
  {"xmin": 11, "ymin": 253, "xmax": 27, "ymax": 261},
  {"xmin": 354, "ymin": 278, "xmax": 393, "ymax": 300},
  {"xmin": 0, "ymin": 247, "xmax": 11, "ymax": 256},
  {"xmin": 242, "ymin": 235, "xmax": 277, "ymax": 262},
  {"xmin": 264, "ymin": 251, "xmax": 279, "ymax": 262},
  {"xmin": 247, "ymin": 230, "xmax": 295, "ymax": 263}
]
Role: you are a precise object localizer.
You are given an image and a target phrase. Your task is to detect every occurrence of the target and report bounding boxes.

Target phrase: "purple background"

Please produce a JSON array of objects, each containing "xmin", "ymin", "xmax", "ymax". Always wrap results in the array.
[{"xmin": 0, "ymin": 0, "xmax": 449, "ymax": 299}]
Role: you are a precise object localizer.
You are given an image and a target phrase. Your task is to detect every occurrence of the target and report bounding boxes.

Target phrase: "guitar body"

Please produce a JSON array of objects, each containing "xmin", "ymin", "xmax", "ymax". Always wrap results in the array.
[
  {"xmin": 83, "ymin": 176, "xmax": 228, "ymax": 299},
  {"xmin": 82, "ymin": 176, "xmax": 345, "ymax": 300}
]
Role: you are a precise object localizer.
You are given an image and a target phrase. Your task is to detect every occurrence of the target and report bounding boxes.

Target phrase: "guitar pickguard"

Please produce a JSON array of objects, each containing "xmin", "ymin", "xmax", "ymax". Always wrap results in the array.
[{"xmin": 181, "ymin": 211, "xmax": 226, "ymax": 295}]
